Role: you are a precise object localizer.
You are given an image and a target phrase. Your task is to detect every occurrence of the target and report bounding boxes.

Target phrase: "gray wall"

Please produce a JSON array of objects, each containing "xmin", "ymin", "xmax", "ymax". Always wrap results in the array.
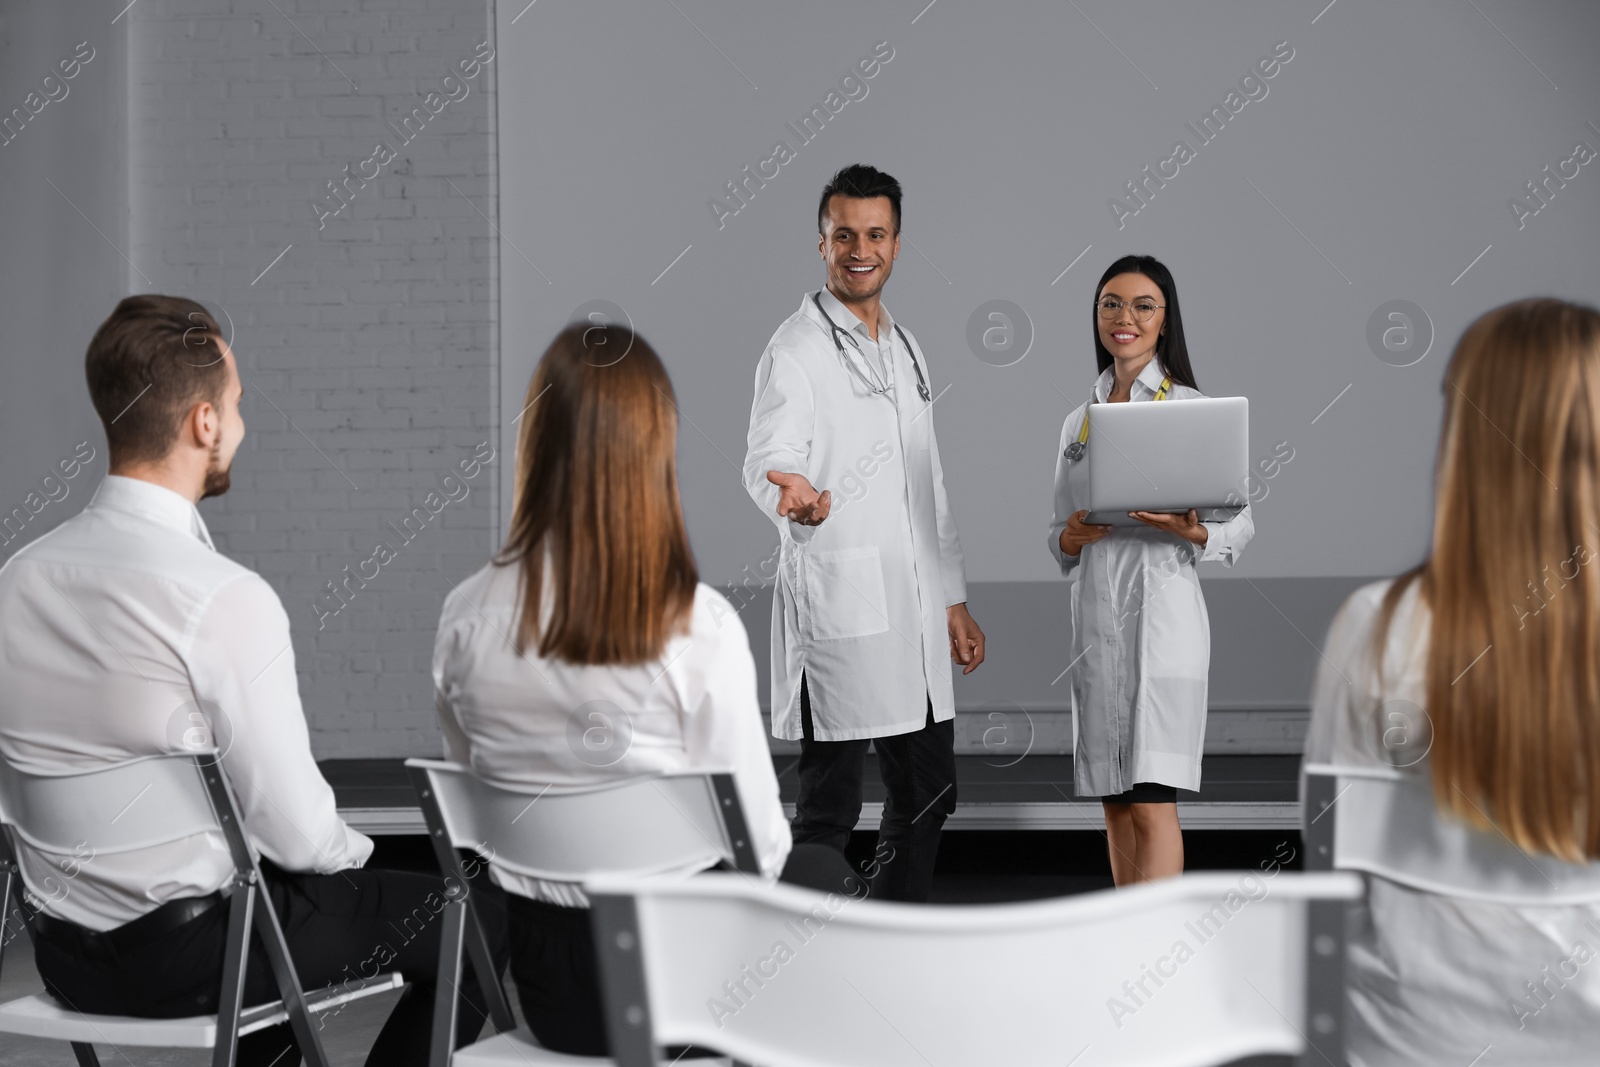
[
  {"xmin": 494, "ymin": 0, "xmax": 1600, "ymax": 750},
  {"xmin": 3, "ymin": 0, "xmax": 498, "ymax": 758},
  {"xmin": 129, "ymin": 0, "xmax": 501, "ymax": 757},
  {"xmin": 3, "ymin": 1, "xmax": 1598, "ymax": 758},
  {"xmin": 0, "ymin": 6, "xmax": 126, "ymax": 559},
  {"xmin": 496, "ymin": 0, "xmax": 1600, "ymax": 584}
]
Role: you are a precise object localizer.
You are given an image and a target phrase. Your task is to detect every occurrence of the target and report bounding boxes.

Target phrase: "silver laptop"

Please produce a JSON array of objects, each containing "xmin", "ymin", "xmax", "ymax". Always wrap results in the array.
[{"xmin": 1084, "ymin": 395, "xmax": 1249, "ymax": 526}]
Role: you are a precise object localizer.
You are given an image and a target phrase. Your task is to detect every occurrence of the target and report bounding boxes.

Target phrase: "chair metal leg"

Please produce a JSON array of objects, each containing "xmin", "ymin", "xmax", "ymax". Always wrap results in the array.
[
  {"xmin": 251, "ymin": 878, "xmax": 333, "ymax": 1067},
  {"xmin": 0, "ymin": 828, "xmax": 25, "ymax": 980},
  {"xmin": 70, "ymin": 1042, "xmax": 102, "ymax": 1066},
  {"xmin": 1300, "ymin": 898, "xmax": 1350, "ymax": 1067},
  {"xmin": 211, "ymin": 881, "xmax": 256, "ymax": 1067},
  {"xmin": 591, "ymin": 894, "xmax": 656, "ymax": 1067},
  {"xmin": 464, "ymin": 899, "xmax": 514, "ymax": 1032},
  {"xmin": 431, "ymin": 899, "xmax": 467, "ymax": 1067},
  {"xmin": 709, "ymin": 774, "xmax": 760, "ymax": 875},
  {"xmin": 407, "ymin": 764, "xmax": 515, "ymax": 1038},
  {"xmin": 199, "ymin": 758, "xmax": 332, "ymax": 1067}
]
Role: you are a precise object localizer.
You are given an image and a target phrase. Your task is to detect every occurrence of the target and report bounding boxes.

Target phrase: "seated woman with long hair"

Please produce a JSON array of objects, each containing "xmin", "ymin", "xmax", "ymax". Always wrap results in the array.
[
  {"xmin": 1305, "ymin": 297, "xmax": 1600, "ymax": 1066},
  {"xmin": 433, "ymin": 323, "xmax": 857, "ymax": 1056}
]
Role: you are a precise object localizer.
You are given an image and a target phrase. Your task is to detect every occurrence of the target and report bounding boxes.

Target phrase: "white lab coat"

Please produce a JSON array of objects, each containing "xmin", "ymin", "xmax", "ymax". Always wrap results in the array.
[
  {"xmin": 743, "ymin": 288, "xmax": 967, "ymax": 742},
  {"xmin": 1047, "ymin": 358, "xmax": 1254, "ymax": 795}
]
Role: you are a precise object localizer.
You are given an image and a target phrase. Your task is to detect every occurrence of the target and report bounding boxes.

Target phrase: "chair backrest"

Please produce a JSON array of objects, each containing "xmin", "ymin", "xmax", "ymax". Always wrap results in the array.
[
  {"xmin": 0, "ymin": 754, "xmax": 223, "ymax": 857},
  {"xmin": 588, "ymin": 869, "xmax": 1364, "ymax": 1067},
  {"xmin": 1302, "ymin": 762, "xmax": 1600, "ymax": 904},
  {"xmin": 0, "ymin": 752, "xmax": 336, "ymax": 1066},
  {"xmin": 404, "ymin": 760, "xmax": 758, "ymax": 882}
]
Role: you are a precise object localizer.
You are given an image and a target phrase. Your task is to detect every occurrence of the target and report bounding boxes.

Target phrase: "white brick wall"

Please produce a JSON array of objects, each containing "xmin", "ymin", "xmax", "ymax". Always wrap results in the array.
[{"xmin": 129, "ymin": 0, "xmax": 498, "ymax": 758}]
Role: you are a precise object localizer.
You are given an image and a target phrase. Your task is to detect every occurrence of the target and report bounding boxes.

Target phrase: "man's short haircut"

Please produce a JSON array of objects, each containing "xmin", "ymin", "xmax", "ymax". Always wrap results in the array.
[
  {"xmin": 85, "ymin": 295, "xmax": 230, "ymax": 467},
  {"xmin": 817, "ymin": 163, "xmax": 902, "ymax": 235}
]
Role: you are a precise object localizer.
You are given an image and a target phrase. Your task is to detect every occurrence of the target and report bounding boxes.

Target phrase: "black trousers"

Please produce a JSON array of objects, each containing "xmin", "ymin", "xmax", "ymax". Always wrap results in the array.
[
  {"xmin": 791, "ymin": 671, "xmax": 958, "ymax": 903},
  {"xmin": 508, "ymin": 842, "xmax": 860, "ymax": 1057},
  {"xmin": 32, "ymin": 859, "xmax": 509, "ymax": 1067}
]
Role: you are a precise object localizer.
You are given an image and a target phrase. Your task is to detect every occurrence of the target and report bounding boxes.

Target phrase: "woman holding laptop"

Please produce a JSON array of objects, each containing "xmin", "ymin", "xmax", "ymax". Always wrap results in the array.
[{"xmin": 1047, "ymin": 254, "xmax": 1255, "ymax": 885}]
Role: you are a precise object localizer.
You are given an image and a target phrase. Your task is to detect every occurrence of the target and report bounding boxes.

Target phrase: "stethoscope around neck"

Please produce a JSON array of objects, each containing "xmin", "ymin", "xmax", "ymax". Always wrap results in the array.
[
  {"xmin": 812, "ymin": 291, "xmax": 932, "ymax": 403},
  {"xmin": 1064, "ymin": 371, "xmax": 1172, "ymax": 462}
]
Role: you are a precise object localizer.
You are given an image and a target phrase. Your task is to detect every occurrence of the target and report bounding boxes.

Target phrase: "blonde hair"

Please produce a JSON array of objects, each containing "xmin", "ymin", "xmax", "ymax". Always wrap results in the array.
[{"xmin": 1373, "ymin": 297, "xmax": 1600, "ymax": 862}]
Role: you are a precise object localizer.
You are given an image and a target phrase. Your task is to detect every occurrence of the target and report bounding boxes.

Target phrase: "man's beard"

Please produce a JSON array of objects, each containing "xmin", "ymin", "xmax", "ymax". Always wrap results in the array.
[{"xmin": 200, "ymin": 438, "xmax": 231, "ymax": 499}]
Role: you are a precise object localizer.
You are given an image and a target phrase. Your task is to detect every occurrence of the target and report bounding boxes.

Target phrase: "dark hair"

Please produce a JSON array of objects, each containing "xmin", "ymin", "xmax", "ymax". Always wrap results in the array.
[
  {"xmin": 85, "ymin": 295, "xmax": 230, "ymax": 467},
  {"xmin": 1091, "ymin": 255, "xmax": 1198, "ymax": 391},
  {"xmin": 817, "ymin": 163, "xmax": 902, "ymax": 234},
  {"xmin": 495, "ymin": 323, "xmax": 699, "ymax": 665}
]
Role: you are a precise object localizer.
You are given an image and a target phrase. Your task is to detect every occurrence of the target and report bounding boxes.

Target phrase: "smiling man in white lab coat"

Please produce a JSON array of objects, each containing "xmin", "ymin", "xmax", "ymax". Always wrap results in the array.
[{"xmin": 742, "ymin": 164, "xmax": 985, "ymax": 902}]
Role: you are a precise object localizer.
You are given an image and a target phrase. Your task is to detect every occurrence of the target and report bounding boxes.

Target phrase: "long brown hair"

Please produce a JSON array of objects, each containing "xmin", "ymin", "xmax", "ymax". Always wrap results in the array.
[
  {"xmin": 1372, "ymin": 297, "xmax": 1600, "ymax": 861},
  {"xmin": 495, "ymin": 323, "xmax": 698, "ymax": 665}
]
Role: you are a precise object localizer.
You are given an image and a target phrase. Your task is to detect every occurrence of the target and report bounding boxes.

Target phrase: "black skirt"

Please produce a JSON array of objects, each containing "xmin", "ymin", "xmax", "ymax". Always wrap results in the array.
[{"xmin": 1100, "ymin": 780, "xmax": 1179, "ymax": 804}]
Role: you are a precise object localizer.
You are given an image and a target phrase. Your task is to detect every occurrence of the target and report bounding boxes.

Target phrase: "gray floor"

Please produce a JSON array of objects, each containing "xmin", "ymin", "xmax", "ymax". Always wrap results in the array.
[{"xmin": 0, "ymin": 934, "xmax": 525, "ymax": 1066}]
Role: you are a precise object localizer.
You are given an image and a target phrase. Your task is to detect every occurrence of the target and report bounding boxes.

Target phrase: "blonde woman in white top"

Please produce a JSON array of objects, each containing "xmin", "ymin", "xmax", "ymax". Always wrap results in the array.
[
  {"xmin": 434, "ymin": 323, "xmax": 858, "ymax": 1057},
  {"xmin": 1304, "ymin": 297, "xmax": 1600, "ymax": 1066}
]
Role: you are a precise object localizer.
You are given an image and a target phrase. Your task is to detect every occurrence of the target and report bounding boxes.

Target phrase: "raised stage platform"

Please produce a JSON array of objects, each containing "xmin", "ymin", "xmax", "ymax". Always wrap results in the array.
[{"xmin": 323, "ymin": 753, "xmax": 1303, "ymax": 835}]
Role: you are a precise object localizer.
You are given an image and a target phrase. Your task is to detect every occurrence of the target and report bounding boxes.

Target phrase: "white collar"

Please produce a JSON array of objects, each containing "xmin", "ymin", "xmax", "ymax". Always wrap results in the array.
[
  {"xmin": 815, "ymin": 286, "xmax": 896, "ymax": 343},
  {"xmin": 89, "ymin": 475, "xmax": 216, "ymax": 551},
  {"xmin": 1094, "ymin": 357, "xmax": 1169, "ymax": 403}
]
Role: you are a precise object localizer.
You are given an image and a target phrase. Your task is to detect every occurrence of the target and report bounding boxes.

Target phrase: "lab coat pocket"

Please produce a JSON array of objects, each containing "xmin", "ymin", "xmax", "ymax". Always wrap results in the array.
[
  {"xmin": 801, "ymin": 545, "xmax": 890, "ymax": 641},
  {"xmin": 1144, "ymin": 571, "xmax": 1210, "ymax": 678}
]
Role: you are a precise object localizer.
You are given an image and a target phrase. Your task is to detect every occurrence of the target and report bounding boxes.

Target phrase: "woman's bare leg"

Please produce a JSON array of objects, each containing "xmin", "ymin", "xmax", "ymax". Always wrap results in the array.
[
  {"xmin": 1129, "ymin": 802, "xmax": 1184, "ymax": 882},
  {"xmin": 1102, "ymin": 801, "xmax": 1143, "ymax": 886}
]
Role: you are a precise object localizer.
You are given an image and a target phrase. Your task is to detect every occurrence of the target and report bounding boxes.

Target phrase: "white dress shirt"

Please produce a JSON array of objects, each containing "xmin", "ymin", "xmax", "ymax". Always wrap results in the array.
[
  {"xmin": 1047, "ymin": 358, "xmax": 1255, "ymax": 794},
  {"xmin": 743, "ymin": 287, "xmax": 968, "ymax": 741},
  {"xmin": 0, "ymin": 476, "xmax": 372, "ymax": 930},
  {"xmin": 432, "ymin": 558, "xmax": 792, "ymax": 907},
  {"xmin": 1305, "ymin": 578, "xmax": 1600, "ymax": 1066}
]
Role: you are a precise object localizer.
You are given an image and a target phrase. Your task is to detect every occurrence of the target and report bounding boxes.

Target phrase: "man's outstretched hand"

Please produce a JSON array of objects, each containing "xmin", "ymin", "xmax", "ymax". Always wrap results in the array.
[{"xmin": 767, "ymin": 470, "xmax": 832, "ymax": 526}]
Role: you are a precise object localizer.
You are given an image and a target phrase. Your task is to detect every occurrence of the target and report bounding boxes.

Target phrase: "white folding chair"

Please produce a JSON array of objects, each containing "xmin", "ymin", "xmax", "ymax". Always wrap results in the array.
[
  {"xmin": 585, "ymin": 868, "xmax": 1363, "ymax": 1067},
  {"xmin": 1302, "ymin": 762, "xmax": 1600, "ymax": 1059},
  {"xmin": 1302, "ymin": 761, "xmax": 1600, "ymax": 902},
  {"xmin": 0, "ymin": 754, "xmax": 401, "ymax": 1067},
  {"xmin": 406, "ymin": 759, "xmax": 760, "ymax": 1067}
]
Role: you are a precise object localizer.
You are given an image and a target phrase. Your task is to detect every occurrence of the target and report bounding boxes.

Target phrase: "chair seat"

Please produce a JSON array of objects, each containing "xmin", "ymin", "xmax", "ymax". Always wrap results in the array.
[
  {"xmin": 0, "ymin": 972, "xmax": 404, "ymax": 1048},
  {"xmin": 452, "ymin": 1027, "xmax": 736, "ymax": 1066}
]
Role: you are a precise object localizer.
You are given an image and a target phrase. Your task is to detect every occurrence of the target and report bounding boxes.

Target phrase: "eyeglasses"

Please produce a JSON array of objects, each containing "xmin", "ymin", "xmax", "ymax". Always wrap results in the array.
[{"xmin": 1095, "ymin": 297, "xmax": 1165, "ymax": 322}]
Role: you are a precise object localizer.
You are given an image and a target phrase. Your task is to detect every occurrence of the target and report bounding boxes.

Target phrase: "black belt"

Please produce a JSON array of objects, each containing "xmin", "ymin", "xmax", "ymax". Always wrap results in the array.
[{"xmin": 28, "ymin": 889, "xmax": 230, "ymax": 961}]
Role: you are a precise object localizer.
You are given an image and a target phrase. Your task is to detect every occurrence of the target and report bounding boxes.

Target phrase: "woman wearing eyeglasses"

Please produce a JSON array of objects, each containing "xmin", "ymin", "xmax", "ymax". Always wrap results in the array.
[{"xmin": 1047, "ymin": 254, "xmax": 1255, "ymax": 885}]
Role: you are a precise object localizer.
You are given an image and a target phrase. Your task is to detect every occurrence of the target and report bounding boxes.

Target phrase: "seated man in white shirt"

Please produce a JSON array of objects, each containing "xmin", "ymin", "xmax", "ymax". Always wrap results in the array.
[{"xmin": 0, "ymin": 295, "xmax": 506, "ymax": 1067}]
